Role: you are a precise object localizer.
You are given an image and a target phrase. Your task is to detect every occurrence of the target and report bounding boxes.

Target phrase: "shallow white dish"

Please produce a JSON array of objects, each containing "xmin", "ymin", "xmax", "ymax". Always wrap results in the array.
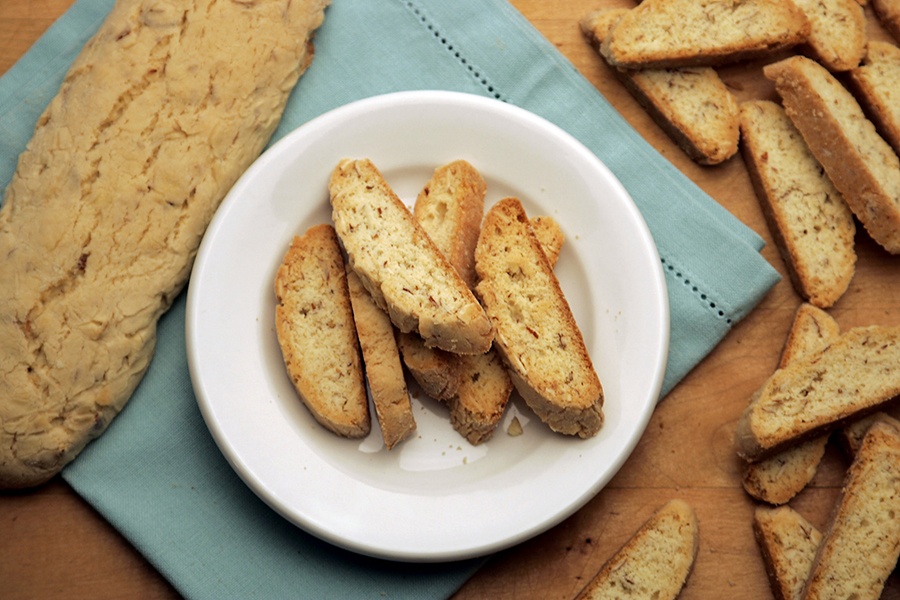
[{"xmin": 186, "ymin": 90, "xmax": 669, "ymax": 562}]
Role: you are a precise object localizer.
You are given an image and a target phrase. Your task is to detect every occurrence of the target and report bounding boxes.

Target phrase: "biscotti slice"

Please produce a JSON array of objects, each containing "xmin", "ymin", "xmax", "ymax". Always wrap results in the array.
[
  {"xmin": 838, "ymin": 410, "xmax": 900, "ymax": 456},
  {"xmin": 0, "ymin": 0, "xmax": 329, "ymax": 489},
  {"xmin": 601, "ymin": 0, "xmax": 810, "ymax": 69},
  {"xmin": 448, "ymin": 351, "xmax": 515, "ymax": 445},
  {"xmin": 847, "ymin": 41, "xmax": 900, "ymax": 156},
  {"xmin": 741, "ymin": 304, "xmax": 837, "ymax": 504},
  {"xmin": 475, "ymin": 197, "xmax": 603, "ymax": 438},
  {"xmin": 582, "ymin": 8, "xmax": 740, "ymax": 165},
  {"xmin": 739, "ymin": 100, "xmax": 856, "ymax": 308},
  {"xmin": 345, "ymin": 268, "xmax": 415, "ymax": 450},
  {"xmin": 275, "ymin": 226, "xmax": 370, "ymax": 438},
  {"xmin": 873, "ymin": 0, "xmax": 900, "ymax": 42},
  {"xmin": 328, "ymin": 158, "xmax": 493, "ymax": 355},
  {"xmin": 574, "ymin": 499, "xmax": 700, "ymax": 600},
  {"xmin": 792, "ymin": 0, "xmax": 866, "ymax": 71},
  {"xmin": 413, "ymin": 160, "xmax": 486, "ymax": 289},
  {"xmin": 801, "ymin": 421, "xmax": 900, "ymax": 599},
  {"xmin": 735, "ymin": 325, "xmax": 900, "ymax": 461},
  {"xmin": 753, "ymin": 505, "xmax": 823, "ymax": 600},
  {"xmin": 764, "ymin": 55, "xmax": 900, "ymax": 254}
]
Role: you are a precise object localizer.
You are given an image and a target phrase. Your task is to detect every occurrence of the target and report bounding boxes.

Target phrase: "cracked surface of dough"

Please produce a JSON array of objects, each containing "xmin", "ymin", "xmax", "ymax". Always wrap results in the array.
[{"xmin": 0, "ymin": 0, "xmax": 330, "ymax": 488}]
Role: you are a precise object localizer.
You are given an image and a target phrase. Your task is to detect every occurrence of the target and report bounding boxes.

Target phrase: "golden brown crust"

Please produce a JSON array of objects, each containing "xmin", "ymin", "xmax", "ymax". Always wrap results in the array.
[{"xmin": 872, "ymin": 0, "xmax": 900, "ymax": 42}]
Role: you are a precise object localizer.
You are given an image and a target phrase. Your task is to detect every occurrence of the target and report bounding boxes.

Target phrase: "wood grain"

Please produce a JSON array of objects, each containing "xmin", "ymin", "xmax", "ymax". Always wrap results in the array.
[{"xmin": 1, "ymin": 1, "xmax": 899, "ymax": 599}]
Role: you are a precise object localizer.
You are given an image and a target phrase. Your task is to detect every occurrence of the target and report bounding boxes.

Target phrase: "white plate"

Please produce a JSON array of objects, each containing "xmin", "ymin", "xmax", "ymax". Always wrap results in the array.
[{"xmin": 186, "ymin": 91, "xmax": 669, "ymax": 562}]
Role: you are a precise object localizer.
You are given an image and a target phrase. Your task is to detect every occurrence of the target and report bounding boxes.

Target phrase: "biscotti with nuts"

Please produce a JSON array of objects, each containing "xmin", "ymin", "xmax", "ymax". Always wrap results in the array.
[
  {"xmin": 574, "ymin": 499, "xmax": 700, "ymax": 600},
  {"xmin": 275, "ymin": 225, "xmax": 370, "ymax": 438},
  {"xmin": 764, "ymin": 55, "xmax": 900, "ymax": 254},
  {"xmin": 475, "ymin": 197, "xmax": 603, "ymax": 438},
  {"xmin": 0, "ymin": 0, "xmax": 329, "ymax": 489},
  {"xmin": 739, "ymin": 100, "xmax": 856, "ymax": 308},
  {"xmin": 847, "ymin": 41, "xmax": 900, "ymax": 157},
  {"xmin": 753, "ymin": 505, "xmax": 823, "ymax": 600},
  {"xmin": 792, "ymin": 0, "xmax": 867, "ymax": 71},
  {"xmin": 582, "ymin": 8, "xmax": 740, "ymax": 165},
  {"xmin": 601, "ymin": 0, "xmax": 810, "ymax": 69},
  {"xmin": 328, "ymin": 158, "xmax": 494, "ymax": 355},
  {"xmin": 735, "ymin": 325, "xmax": 900, "ymax": 462}
]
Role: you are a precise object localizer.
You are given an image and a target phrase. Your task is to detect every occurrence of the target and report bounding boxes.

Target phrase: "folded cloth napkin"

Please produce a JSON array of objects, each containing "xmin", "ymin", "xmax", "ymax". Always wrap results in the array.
[{"xmin": 1, "ymin": 0, "xmax": 780, "ymax": 598}]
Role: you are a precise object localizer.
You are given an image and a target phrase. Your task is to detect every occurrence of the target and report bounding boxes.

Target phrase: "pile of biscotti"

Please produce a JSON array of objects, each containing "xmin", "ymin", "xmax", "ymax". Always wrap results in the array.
[
  {"xmin": 273, "ymin": 158, "xmax": 604, "ymax": 449},
  {"xmin": 735, "ymin": 304, "xmax": 900, "ymax": 599},
  {"xmin": 581, "ymin": 0, "xmax": 900, "ymax": 310}
]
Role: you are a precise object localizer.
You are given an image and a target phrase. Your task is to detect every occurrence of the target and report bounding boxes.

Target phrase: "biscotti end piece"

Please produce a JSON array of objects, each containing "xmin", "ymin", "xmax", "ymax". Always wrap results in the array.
[
  {"xmin": 793, "ymin": 0, "xmax": 867, "ymax": 71},
  {"xmin": 274, "ymin": 226, "xmax": 370, "ymax": 438},
  {"xmin": 602, "ymin": 0, "xmax": 810, "ymax": 69},
  {"xmin": 741, "ymin": 303, "xmax": 838, "ymax": 504},
  {"xmin": 345, "ymin": 269, "xmax": 415, "ymax": 450},
  {"xmin": 802, "ymin": 421, "xmax": 900, "ymax": 599},
  {"xmin": 329, "ymin": 158, "xmax": 493, "ymax": 355},
  {"xmin": 847, "ymin": 41, "xmax": 900, "ymax": 157},
  {"xmin": 872, "ymin": 0, "xmax": 900, "ymax": 42},
  {"xmin": 735, "ymin": 325, "xmax": 900, "ymax": 461},
  {"xmin": 739, "ymin": 100, "xmax": 856, "ymax": 308},
  {"xmin": 753, "ymin": 505, "xmax": 823, "ymax": 600},
  {"xmin": 574, "ymin": 499, "xmax": 700, "ymax": 600},
  {"xmin": 0, "ymin": 0, "xmax": 330, "ymax": 489},
  {"xmin": 413, "ymin": 160, "xmax": 486, "ymax": 290},
  {"xmin": 764, "ymin": 55, "xmax": 900, "ymax": 254},
  {"xmin": 475, "ymin": 198, "xmax": 603, "ymax": 438}
]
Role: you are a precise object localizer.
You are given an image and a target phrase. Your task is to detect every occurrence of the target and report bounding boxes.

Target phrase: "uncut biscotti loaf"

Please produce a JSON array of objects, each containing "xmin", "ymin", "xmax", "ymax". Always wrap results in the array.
[
  {"xmin": 275, "ymin": 226, "xmax": 369, "ymax": 439},
  {"xmin": 0, "ymin": 0, "xmax": 329, "ymax": 489},
  {"xmin": 345, "ymin": 268, "xmax": 415, "ymax": 450},
  {"xmin": 574, "ymin": 499, "xmax": 700, "ymax": 600},
  {"xmin": 601, "ymin": 0, "xmax": 810, "ymax": 69},
  {"xmin": 764, "ymin": 55, "xmax": 900, "ymax": 254},
  {"xmin": 475, "ymin": 197, "xmax": 603, "ymax": 438},
  {"xmin": 329, "ymin": 158, "xmax": 493, "ymax": 355},
  {"xmin": 802, "ymin": 421, "xmax": 900, "ymax": 599},
  {"xmin": 753, "ymin": 505, "xmax": 822, "ymax": 600},
  {"xmin": 735, "ymin": 325, "xmax": 900, "ymax": 462},
  {"xmin": 847, "ymin": 41, "xmax": 900, "ymax": 156},
  {"xmin": 581, "ymin": 8, "xmax": 740, "ymax": 165},
  {"xmin": 741, "ymin": 303, "xmax": 838, "ymax": 504},
  {"xmin": 739, "ymin": 100, "xmax": 856, "ymax": 308},
  {"xmin": 792, "ymin": 0, "xmax": 866, "ymax": 71},
  {"xmin": 873, "ymin": 0, "xmax": 900, "ymax": 41}
]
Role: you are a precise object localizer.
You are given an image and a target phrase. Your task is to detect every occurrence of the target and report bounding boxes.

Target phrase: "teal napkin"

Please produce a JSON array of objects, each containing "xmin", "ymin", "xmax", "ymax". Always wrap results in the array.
[{"xmin": 1, "ymin": 0, "xmax": 780, "ymax": 598}]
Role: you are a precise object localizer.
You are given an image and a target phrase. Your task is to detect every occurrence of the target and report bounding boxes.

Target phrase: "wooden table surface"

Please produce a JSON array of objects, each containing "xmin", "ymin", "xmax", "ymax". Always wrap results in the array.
[{"xmin": 2, "ymin": 1, "xmax": 900, "ymax": 598}]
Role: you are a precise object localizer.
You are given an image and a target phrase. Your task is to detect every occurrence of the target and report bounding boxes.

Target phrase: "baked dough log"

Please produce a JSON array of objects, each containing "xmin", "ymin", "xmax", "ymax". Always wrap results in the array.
[
  {"xmin": 345, "ymin": 268, "xmax": 415, "ymax": 450},
  {"xmin": 475, "ymin": 197, "xmax": 603, "ymax": 438},
  {"xmin": 328, "ymin": 158, "xmax": 494, "ymax": 355},
  {"xmin": 735, "ymin": 325, "xmax": 900, "ymax": 462},
  {"xmin": 741, "ymin": 304, "xmax": 837, "ymax": 505},
  {"xmin": 274, "ymin": 225, "xmax": 369, "ymax": 439},
  {"xmin": 574, "ymin": 499, "xmax": 700, "ymax": 600},
  {"xmin": 0, "ymin": 0, "xmax": 329, "ymax": 489}
]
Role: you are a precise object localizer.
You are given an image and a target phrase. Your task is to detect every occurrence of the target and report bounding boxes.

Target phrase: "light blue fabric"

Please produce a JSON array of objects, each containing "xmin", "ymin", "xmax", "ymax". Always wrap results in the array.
[{"xmin": 1, "ymin": 0, "xmax": 780, "ymax": 598}]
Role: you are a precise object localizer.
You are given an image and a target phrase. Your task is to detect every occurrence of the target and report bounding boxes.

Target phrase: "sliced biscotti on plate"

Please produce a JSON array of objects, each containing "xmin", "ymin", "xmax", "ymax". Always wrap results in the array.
[
  {"xmin": 475, "ymin": 197, "xmax": 603, "ymax": 438},
  {"xmin": 274, "ymin": 225, "xmax": 370, "ymax": 438},
  {"xmin": 873, "ymin": 0, "xmax": 900, "ymax": 42},
  {"xmin": 792, "ymin": 0, "xmax": 867, "ymax": 71},
  {"xmin": 329, "ymin": 158, "xmax": 494, "ymax": 355},
  {"xmin": 753, "ymin": 505, "xmax": 823, "ymax": 600},
  {"xmin": 741, "ymin": 303, "xmax": 838, "ymax": 504},
  {"xmin": 801, "ymin": 421, "xmax": 900, "ymax": 599},
  {"xmin": 739, "ymin": 100, "xmax": 856, "ymax": 308},
  {"xmin": 574, "ymin": 499, "xmax": 700, "ymax": 600},
  {"xmin": 581, "ymin": 8, "xmax": 740, "ymax": 165},
  {"xmin": 847, "ymin": 40, "xmax": 900, "ymax": 156},
  {"xmin": 601, "ymin": 0, "xmax": 810, "ymax": 70},
  {"xmin": 764, "ymin": 55, "xmax": 900, "ymax": 254},
  {"xmin": 735, "ymin": 325, "xmax": 900, "ymax": 461},
  {"xmin": 345, "ymin": 268, "xmax": 416, "ymax": 450}
]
